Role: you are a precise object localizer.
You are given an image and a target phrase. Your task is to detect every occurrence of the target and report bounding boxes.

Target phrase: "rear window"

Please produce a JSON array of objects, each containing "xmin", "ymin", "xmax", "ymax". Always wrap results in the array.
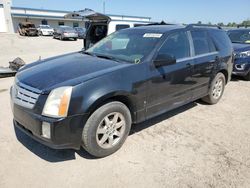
[
  {"xmin": 191, "ymin": 30, "xmax": 217, "ymax": 55},
  {"xmin": 115, "ymin": 24, "xmax": 130, "ymax": 31}
]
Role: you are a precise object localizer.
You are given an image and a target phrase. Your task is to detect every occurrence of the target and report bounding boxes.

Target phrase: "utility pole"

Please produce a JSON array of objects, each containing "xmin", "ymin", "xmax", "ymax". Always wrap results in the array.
[{"xmin": 103, "ymin": 1, "xmax": 106, "ymax": 14}]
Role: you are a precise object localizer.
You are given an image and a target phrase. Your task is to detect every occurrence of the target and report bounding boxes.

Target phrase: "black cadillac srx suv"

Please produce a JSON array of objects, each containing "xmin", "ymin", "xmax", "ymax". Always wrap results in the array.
[{"xmin": 11, "ymin": 24, "xmax": 233, "ymax": 157}]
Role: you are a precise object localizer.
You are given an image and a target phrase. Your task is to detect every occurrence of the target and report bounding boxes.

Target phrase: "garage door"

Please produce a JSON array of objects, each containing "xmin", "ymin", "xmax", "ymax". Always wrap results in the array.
[{"xmin": 0, "ymin": 4, "xmax": 7, "ymax": 32}]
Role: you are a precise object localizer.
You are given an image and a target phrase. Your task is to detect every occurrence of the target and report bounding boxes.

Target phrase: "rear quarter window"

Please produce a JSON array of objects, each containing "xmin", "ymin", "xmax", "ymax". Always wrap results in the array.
[
  {"xmin": 191, "ymin": 30, "xmax": 217, "ymax": 55},
  {"xmin": 210, "ymin": 30, "xmax": 233, "ymax": 55}
]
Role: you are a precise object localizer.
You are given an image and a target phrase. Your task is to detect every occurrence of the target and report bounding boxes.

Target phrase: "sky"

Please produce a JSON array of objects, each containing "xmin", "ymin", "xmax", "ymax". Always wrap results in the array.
[{"xmin": 12, "ymin": 0, "xmax": 250, "ymax": 24}]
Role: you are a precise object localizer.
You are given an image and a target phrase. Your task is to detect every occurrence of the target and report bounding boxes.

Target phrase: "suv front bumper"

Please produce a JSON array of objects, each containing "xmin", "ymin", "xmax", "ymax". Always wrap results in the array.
[
  {"xmin": 232, "ymin": 58, "xmax": 250, "ymax": 76},
  {"xmin": 12, "ymin": 102, "xmax": 88, "ymax": 150}
]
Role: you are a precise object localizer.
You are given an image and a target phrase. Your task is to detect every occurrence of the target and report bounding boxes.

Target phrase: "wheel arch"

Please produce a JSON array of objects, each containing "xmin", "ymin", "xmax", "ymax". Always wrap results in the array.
[
  {"xmin": 218, "ymin": 69, "xmax": 229, "ymax": 84},
  {"xmin": 85, "ymin": 92, "xmax": 136, "ymax": 123}
]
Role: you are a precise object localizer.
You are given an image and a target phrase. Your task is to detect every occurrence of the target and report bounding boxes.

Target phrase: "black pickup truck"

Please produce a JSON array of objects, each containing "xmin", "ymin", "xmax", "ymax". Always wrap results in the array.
[{"xmin": 11, "ymin": 24, "xmax": 233, "ymax": 157}]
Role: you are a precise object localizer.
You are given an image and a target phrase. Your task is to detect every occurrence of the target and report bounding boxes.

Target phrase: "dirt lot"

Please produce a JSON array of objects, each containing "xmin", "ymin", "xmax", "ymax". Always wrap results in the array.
[{"xmin": 0, "ymin": 34, "xmax": 250, "ymax": 188}]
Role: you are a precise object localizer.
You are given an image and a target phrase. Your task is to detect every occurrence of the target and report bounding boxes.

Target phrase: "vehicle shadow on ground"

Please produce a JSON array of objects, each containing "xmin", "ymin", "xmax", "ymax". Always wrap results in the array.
[
  {"xmin": 14, "ymin": 126, "xmax": 95, "ymax": 162},
  {"xmin": 14, "ymin": 102, "xmax": 198, "ymax": 162},
  {"xmin": 231, "ymin": 75, "xmax": 245, "ymax": 82},
  {"xmin": 130, "ymin": 102, "xmax": 197, "ymax": 135}
]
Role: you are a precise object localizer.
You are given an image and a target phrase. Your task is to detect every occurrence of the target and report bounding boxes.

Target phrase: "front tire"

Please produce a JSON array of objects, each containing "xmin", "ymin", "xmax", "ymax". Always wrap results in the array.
[
  {"xmin": 82, "ymin": 102, "xmax": 132, "ymax": 158},
  {"xmin": 202, "ymin": 72, "xmax": 226, "ymax": 104}
]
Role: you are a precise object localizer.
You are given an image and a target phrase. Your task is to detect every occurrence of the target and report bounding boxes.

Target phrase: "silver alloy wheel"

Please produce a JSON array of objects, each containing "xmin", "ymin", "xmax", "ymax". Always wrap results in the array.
[
  {"xmin": 212, "ymin": 78, "xmax": 223, "ymax": 100},
  {"xmin": 96, "ymin": 112, "xmax": 126, "ymax": 149}
]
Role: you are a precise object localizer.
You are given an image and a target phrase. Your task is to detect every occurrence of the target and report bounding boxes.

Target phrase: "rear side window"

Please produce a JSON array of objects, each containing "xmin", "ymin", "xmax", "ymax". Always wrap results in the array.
[
  {"xmin": 116, "ymin": 24, "xmax": 130, "ymax": 31},
  {"xmin": 159, "ymin": 31, "xmax": 190, "ymax": 59},
  {"xmin": 191, "ymin": 30, "xmax": 216, "ymax": 55},
  {"xmin": 210, "ymin": 30, "xmax": 233, "ymax": 55}
]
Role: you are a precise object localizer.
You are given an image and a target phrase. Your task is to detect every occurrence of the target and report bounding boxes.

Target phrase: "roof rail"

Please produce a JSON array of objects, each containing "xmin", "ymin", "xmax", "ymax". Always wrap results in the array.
[{"xmin": 186, "ymin": 24, "xmax": 222, "ymax": 29}]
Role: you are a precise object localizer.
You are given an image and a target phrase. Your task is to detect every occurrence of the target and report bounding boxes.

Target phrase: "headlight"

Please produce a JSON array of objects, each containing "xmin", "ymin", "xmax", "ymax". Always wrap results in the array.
[
  {"xmin": 42, "ymin": 87, "xmax": 72, "ymax": 118},
  {"xmin": 239, "ymin": 51, "xmax": 250, "ymax": 58}
]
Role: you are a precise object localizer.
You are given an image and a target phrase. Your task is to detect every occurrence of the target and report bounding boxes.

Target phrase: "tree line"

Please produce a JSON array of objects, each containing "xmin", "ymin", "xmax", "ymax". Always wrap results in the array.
[{"xmin": 197, "ymin": 19, "xmax": 250, "ymax": 27}]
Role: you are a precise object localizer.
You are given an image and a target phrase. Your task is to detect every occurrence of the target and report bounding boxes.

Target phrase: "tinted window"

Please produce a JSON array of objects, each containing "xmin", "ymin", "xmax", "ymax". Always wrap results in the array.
[
  {"xmin": 210, "ymin": 30, "xmax": 232, "ymax": 55},
  {"xmin": 191, "ymin": 31, "xmax": 216, "ymax": 55},
  {"xmin": 87, "ymin": 30, "xmax": 162, "ymax": 63},
  {"xmin": 116, "ymin": 24, "xmax": 130, "ymax": 31},
  {"xmin": 159, "ymin": 31, "xmax": 190, "ymax": 59},
  {"xmin": 228, "ymin": 30, "xmax": 250, "ymax": 44}
]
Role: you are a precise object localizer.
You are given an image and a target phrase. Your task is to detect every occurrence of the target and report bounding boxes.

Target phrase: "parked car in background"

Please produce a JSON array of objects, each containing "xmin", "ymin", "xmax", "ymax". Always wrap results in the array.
[
  {"xmin": 18, "ymin": 22, "xmax": 38, "ymax": 36},
  {"xmin": 53, "ymin": 26, "xmax": 78, "ymax": 41},
  {"xmin": 11, "ymin": 24, "xmax": 233, "ymax": 157},
  {"xmin": 65, "ymin": 9, "xmax": 151, "ymax": 49},
  {"xmin": 37, "ymin": 25, "xmax": 54, "ymax": 36},
  {"xmin": 74, "ymin": 27, "xmax": 86, "ymax": 39},
  {"xmin": 228, "ymin": 29, "xmax": 250, "ymax": 80}
]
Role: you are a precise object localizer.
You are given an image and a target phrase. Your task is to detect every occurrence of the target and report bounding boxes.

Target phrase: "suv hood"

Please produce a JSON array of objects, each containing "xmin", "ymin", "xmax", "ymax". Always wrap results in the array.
[
  {"xmin": 233, "ymin": 43, "xmax": 250, "ymax": 52},
  {"xmin": 65, "ymin": 8, "xmax": 111, "ymax": 23},
  {"xmin": 16, "ymin": 52, "xmax": 130, "ymax": 93}
]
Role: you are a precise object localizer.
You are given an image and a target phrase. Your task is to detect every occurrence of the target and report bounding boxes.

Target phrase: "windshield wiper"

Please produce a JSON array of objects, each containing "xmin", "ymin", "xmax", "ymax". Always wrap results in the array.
[
  {"xmin": 81, "ymin": 51, "xmax": 96, "ymax": 57},
  {"xmin": 95, "ymin": 54, "xmax": 121, "ymax": 63}
]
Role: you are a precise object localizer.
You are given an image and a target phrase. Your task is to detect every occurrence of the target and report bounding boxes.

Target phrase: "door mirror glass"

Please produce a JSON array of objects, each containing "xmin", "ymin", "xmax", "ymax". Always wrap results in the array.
[{"xmin": 154, "ymin": 54, "xmax": 176, "ymax": 67}]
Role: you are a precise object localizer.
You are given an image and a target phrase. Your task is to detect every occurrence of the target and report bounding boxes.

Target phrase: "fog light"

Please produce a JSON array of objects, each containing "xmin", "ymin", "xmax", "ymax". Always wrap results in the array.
[{"xmin": 42, "ymin": 122, "xmax": 51, "ymax": 139}]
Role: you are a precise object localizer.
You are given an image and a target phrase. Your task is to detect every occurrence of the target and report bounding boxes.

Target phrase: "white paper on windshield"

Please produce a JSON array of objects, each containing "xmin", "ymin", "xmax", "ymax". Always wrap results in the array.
[{"xmin": 143, "ymin": 33, "xmax": 163, "ymax": 38}]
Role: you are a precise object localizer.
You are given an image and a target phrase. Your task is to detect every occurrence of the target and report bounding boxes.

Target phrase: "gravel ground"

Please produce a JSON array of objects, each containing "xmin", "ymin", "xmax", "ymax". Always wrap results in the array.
[{"xmin": 0, "ymin": 34, "xmax": 250, "ymax": 188}]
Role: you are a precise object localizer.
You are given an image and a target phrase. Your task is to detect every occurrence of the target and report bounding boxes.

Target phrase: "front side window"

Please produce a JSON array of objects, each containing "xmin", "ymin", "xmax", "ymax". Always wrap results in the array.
[
  {"xmin": 191, "ymin": 30, "xmax": 216, "ymax": 55},
  {"xmin": 86, "ymin": 30, "xmax": 162, "ymax": 63},
  {"xmin": 159, "ymin": 31, "xmax": 190, "ymax": 60}
]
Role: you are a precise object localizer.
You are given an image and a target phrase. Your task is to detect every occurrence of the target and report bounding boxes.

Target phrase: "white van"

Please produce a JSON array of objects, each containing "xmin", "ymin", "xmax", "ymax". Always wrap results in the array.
[{"xmin": 65, "ymin": 9, "xmax": 151, "ymax": 49}]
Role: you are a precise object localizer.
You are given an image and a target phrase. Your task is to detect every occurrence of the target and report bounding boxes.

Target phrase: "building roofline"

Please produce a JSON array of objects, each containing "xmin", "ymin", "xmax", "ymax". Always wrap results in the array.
[
  {"xmin": 11, "ymin": 13, "xmax": 82, "ymax": 21},
  {"xmin": 11, "ymin": 6, "xmax": 72, "ymax": 13},
  {"xmin": 11, "ymin": 6, "xmax": 151, "ymax": 20}
]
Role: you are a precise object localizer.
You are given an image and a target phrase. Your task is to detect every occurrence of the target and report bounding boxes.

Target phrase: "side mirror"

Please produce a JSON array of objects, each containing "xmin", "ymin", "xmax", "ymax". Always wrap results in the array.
[{"xmin": 154, "ymin": 54, "xmax": 176, "ymax": 68}]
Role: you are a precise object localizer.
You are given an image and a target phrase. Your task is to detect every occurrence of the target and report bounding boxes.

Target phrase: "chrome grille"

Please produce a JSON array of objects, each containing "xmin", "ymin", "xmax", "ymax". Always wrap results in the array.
[{"xmin": 12, "ymin": 83, "xmax": 41, "ymax": 109}]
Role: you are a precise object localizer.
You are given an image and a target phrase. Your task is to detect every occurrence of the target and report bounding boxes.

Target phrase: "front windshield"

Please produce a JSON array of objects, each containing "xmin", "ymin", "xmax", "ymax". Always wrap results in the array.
[
  {"xmin": 86, "ymin": 30, "xmax": 163, "ymax": 63},
  {"xmin": 228, "ymin": 30, "xmax": 250, "ymax": 44}
]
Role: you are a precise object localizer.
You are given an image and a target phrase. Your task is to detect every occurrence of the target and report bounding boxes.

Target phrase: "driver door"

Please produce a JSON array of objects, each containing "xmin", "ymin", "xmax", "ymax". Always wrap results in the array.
[{"xmin": 146, "ymin": 31, "xmax": 195, "ymax": 119}]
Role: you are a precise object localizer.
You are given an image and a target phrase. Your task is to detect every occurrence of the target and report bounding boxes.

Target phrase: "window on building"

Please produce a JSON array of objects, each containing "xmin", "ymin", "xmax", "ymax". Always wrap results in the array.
[
  {"xmin": 191, "ymin": 31, "xmax": 216, "ymax": 55},
  {"xmin": 41, "ymin": 19, "xmax": 48, "ymax": 25},
  {"xmin": 58, "ymin": 22, "xmax": 64, "ymax": 26},
  {"xmin": 73, "ymin": 22, "xmax": 79, "ymax": 28},
  {"xmin": 159, "ymin": 31, "xmax": 190, "ymax": 60},
  {"xmin": 115, "ymin": 24, "xmax": 130, "ymax": 31}
]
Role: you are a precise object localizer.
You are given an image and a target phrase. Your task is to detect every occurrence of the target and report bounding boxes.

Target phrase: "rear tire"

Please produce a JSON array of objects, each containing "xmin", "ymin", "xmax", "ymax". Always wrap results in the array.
[
  {"xmin": 202, "ymin": 72, "xmax": 226, "ymax": 104},
  {"xmin": 82, "ymin": 101, "xmax": 132, "ymax": 158},
  {"xmin": 244, "ymin": 72, "xmax": 250, "ymax": 81}
]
